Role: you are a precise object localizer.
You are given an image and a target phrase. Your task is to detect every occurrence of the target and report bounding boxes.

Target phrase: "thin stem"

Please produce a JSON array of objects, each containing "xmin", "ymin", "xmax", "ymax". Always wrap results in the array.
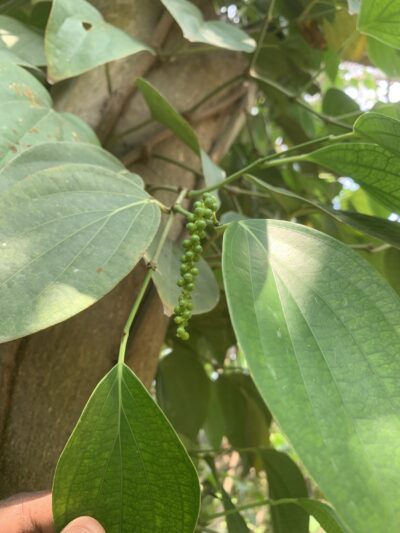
[
  {"xmin": 204, "ymin": 499, "xmax": 270, "ymax": 521},
  {"xmin": 173, "ymin": 204, "xmax": 192, "ymax": 218},
  {"xmin": 188, "ymin": 131, "xmax": 354, "ymax": 198},
  {"xmin": 189, "ymin": 154, "xmax": 306, "ymax": 197},
  {"xmin": 105, "ymin": 64, "xmax": 113, "ymax": 95},
  {"xmin": 188, "ymin": 74, "xmax": 245, "ymax": 114},
  {"xmin": 250, "ymin": 70, "xmax": 353, "ymax": 131},
  {"xmin": 109, "ymin": 118, "xmax": 153, "ymax": 145},
  {"xmin": 117, "ymin": 189, "xmax": 187, "ymax": 365},
  {"xmin": 152, "ymin": 153, "xmax": 203, "ymax": 178}
]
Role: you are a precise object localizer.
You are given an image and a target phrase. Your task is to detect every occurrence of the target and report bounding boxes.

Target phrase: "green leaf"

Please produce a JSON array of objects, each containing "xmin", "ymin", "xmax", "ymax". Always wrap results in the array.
[
  {"xmin": 220, "ymin": 486, "xmax": 250, "ymax": 533},
  {"xmin": 45, "ymin": 0, "xmax": 153, "ymax": 82},
  {"xmin": 53, "ymin": 363, "xmax": 200, "ymax": 533},
  {"xmin": 358, "ymin": 0, "xmax": 400, "ymax": 48},
  {"xmin": 145, "ymin": 233, "xmax": 219, "ymax": 316},
  {"xmin": 136, "ymin": 77, "xmax": 225, "ymax": 198},
  {"xmin": 223, "ymin": 219, "xmax": 400, "ymax": 533},
  {"xmin": 262, "ymin": 449, "xmax": 309, "ymax": 533},
  {"xmin": 354, "ymin": 112, "xmax": 400, "ymax": 157},
  {"xmin": 367, "ymin": 37, "xmax": 400, "ymax": 77},
  {"xmin": 307, "ymin": 142, "xmax": 400, "ymax": 213},
  {"xmin": 0, "ymin": 144, "xmax": 160, "ymax": 342},
  {"xmin": 216, "ymin": 373, "xmax": 271, "ymax": 452},
  {"xmin": 293, "ymin": 499, "xmax": 346, "ymax": 533},
  {"xmin": 248, "ymin": 177, "xmax": 400, "ymax": 250},
  {"xmin": 0, "ymin": 57, "xmax": 50, "ymax": 106},
  {"xmin": 160, "ymin": 0, "xmax": 255, "ymax": 53},
  {"xmin": 156, "ymin": 346, "xmax": 210, "ymax": 440},
  {"xmin": 0, "ymin": 59, "xmax": 99, "ymax": 164},
  {"xmin": 0, "ymin": 15, "xmax": 46, "ymax": 66}
]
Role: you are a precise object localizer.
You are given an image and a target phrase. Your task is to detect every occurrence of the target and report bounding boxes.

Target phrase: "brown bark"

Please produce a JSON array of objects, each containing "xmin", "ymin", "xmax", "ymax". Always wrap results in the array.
[{"xmin": 0, "ymin": 0, "xmax": 247, "ymax": 496}]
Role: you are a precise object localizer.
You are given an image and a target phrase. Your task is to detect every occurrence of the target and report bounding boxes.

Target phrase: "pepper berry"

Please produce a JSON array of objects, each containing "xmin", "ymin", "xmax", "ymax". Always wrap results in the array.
[{"xmin": 174, "ymin": 193, "xmax": 218, "ymax": 340}]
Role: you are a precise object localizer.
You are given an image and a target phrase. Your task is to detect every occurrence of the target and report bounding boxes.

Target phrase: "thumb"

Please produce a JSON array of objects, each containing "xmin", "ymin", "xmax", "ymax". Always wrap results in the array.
[{"xmin": 61, "ymin": 516, "xmax": 105, "ymax": 533}]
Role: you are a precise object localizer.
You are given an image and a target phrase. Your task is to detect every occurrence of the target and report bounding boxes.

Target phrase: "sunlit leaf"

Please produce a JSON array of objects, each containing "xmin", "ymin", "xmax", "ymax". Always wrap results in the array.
[
  {"xmin": 307, "ymin": 143, "xmax": 400, "ymax": 213},
  {"xmin": 354, "ymin": 112, "xmax": 400, "ymax": 157},
  {"xmin": 160, "ymin": 0, "xmax": 255, "ymax": 53},
  {"xmin": 45, "ymin": 0, "xmax": 153, "ymax": 81},
  {"xmin": 223, "ymin": 219, "xmax": 400, "ymax": 533},
  {"xmin": 0, "ymin": 15, "xmax": 46, "ymax": 66},
  {"xmin": 53, "ymin": 363, "xmax": 200, "ymax": 532},
  {"xmin": 0, "ymin": 144, "xmax": 160, "ymax": 341},
  {"xmin": 358, "ymin": 0, "xmax": 400, "ymax": 49}
]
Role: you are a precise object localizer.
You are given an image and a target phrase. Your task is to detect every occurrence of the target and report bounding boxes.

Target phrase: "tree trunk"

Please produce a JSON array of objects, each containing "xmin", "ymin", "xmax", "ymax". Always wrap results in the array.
[{"xmin": 0, "ymin": 0, "xmax": 247, "ymax": 497}]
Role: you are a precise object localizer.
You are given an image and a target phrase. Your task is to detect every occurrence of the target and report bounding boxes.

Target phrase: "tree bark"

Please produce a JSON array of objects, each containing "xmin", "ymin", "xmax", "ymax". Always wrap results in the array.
[{"xmin": 0, "ymin": 0, "xmax": 247, "ymax": 496}]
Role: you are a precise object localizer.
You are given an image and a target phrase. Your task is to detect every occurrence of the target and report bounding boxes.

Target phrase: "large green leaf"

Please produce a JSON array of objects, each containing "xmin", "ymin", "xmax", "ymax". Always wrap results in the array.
[
  {"xmin": 136, "ymin": 78, "xmax": 225, "ymax": 197},
  {"xmin": 262, "ymin": 449, "xmax": 309, "ymax": 533},
  {"xmin": 45, "ymin": 0, "xmax": 153, "ymax": 81},
  {"xmin": 307, "ymin": 143, "xmax": 400, "ymax": 213},
  {"xmin": 0, "ymin": 15, "xmax": 46, "ymax": 66},
  {"xmin": 145, "ymin": 233, "xmax": 219, "ymax": 316},
  {"xmin": 0, "ymin": 145, "xmax": 160, "ymax": 342},
  {"xmin": 293, "ymin": 499, "xmax": 346, "ymax": 533},
  {"xmin": 53, "ymin": 363, "xmax": 200, "ymax": 533},
  {"xmin": 223, "ymin": 219, "xmax": 400, "ymax": 533},
  {"xmin": 160, "ymin": 0, "xmax": 255, "ymax": 53},
  {"xmin": 354, "ymin": 112, "xmax": 400, "ymax": 157},
  {"xmin": 156, "ymin": 346, "xmax": 210, "ymax": 440},
  {"xmin": 358, "ymin": 0, "xmax": 400, "ymax": 49}
]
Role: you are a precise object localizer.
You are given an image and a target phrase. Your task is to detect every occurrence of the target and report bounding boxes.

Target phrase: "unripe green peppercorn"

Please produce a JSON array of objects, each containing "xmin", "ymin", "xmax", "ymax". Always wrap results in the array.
[
  {"xmin": 195, "ymin": 219, "xmax": 207, "ymax": 231},
  {"xmin": 203, "ymin": 208, "xmax": 213, "ymax": 219},
  {"xmin": 186, "ymin": 222, "xmax": 196, "ymax": 233},
  {"xmin": 177, "ymin": 278, "xmax": 184, "ymax": 287},
  {"xmin": 190, "ymin": 234, "xmax": 201, "ymax": 244},
  {"xmin": 191, "ymin": 267, "xmax": 199, "ymax": 276},
  {"xmin": 174, "ymin": 316, "xmax": 184, "ymax": 324},
  {"xmin": 184, "ymin": 251, "xmax": 194, "ymax": 261},
  {"xmin": 182, "ymin": 310, "xmax": 192, "ymax": 320},
  {"xmin": 194, "ymin": 244, "xmax": 202, "ymax": 254},
  {"xmin": 194, "ymin": 207, "xmax": 206, "ymax": 217},
  {"xmin": 183, "ymin": 239, "xmax": 191, "ymax": 249},
  {"xmin": 186, "ymin": 282, "xmax": 195, "ymax": 291},
  {"xmin": 183, "ymin": 273, "xmax": 193, "ymax": 283}
]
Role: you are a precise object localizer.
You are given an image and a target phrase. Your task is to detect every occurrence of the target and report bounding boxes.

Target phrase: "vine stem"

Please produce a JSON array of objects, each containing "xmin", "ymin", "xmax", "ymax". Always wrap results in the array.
[
  {"xmin": 117, "ymin": 189, "xmax": 188, "ymax": 366},
  {"xmin": 188, "ymin": 131, "xmax": 355, "ymax": 197},
  {"xmin": 203, "ymin": 497, "xmax": 301, "ymax": 521}
]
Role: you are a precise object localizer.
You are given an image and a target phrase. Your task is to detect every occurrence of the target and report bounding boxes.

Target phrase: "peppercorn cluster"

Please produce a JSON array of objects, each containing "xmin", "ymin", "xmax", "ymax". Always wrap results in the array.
[{"xmin": 174, "ymin": 193, "xmax": 218, "ymax": 340}]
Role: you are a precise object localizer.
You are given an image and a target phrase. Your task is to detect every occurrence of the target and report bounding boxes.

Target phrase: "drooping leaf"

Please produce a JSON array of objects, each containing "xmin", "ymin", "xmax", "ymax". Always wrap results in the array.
[
  {"xmin": 53, "ymin": 363, "xmax": 200, "ymax": 533},
  {"xmin": 160, "ymin": 0, "xmax": 255, "ymax": 53},
  {"xmin": 307, "ymin": 143, "xmax": 400, "ymax": 213},
  {"xmin": 0, "ymin": 15, "xmax": 46, "ymax": 66},
  {"xmin": 358, "ymin": 0, "xmax": 400, "ymax": 49},
  {"xmin": 145, "ymin": 233, "xmax": 219, "ymax": 316},
  {"xmin": 136, "ymin": 78, "xmax": 225, "ymax": 196},
  {"xmin": 248, "ymin": 176, "xmax": 400, "ymax": 249},
  {"xmin": 354, "ymin": 112, "xmax": 400, "ymax": 157},
  {"xmin": 220, "ymin": 486, "xmax": 250, "ymax": 533},
  {"xmin": 45, "ymin": 0, "xmax": 153, "ymax": 82},
  {"xmin": 223, "ymin": 219, "xmax": 400, "ymax": 533},
  {"xmin": 0, "ymin": 146, "xmax": 160, "ymax": 342},
  {"xmin": 216, "ymin": 373, "xmax": 271, "ymax": 453},
  {"xmin": 262, "ymin": 449, "xmax": 309, "ymax": 533},
  {"xmin": 156, "ymin": 346, "xmax": 210, "ymax": 440}
]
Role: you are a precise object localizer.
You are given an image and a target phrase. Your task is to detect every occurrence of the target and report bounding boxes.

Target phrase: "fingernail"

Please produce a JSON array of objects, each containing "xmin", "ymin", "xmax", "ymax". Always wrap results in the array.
[{"xmin": 61, "ymin": 516, "xmax": 105, "ymax": 533}]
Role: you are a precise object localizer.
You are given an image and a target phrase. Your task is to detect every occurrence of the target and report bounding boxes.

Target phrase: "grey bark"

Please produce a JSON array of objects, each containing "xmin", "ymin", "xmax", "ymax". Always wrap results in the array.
[{"xmin": 0, "ymin": 0, "xmax": 247, "ymax": 496}]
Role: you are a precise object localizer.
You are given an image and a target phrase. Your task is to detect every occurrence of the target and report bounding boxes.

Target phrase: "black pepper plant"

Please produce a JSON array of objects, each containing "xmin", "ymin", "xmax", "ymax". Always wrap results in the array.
[{"xmin": 0, "ymin": 1, "xmax": 400, "ymax": 533}]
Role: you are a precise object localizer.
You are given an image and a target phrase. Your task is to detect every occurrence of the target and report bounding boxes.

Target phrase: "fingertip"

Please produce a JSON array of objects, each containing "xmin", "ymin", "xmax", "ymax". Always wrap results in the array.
[{"xmin": 61, "ymin": 516, "xmax": 105, "ymax": 533}]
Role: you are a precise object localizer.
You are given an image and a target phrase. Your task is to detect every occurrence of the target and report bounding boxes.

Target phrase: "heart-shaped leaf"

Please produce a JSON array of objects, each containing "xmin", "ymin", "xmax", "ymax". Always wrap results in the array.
[
  {"xmin": 45, "ymin": 0, "xmax": 153, "ymax": 82},
  {"xmin": 53, "ymin": 363, "xmax": 200, "ymax": 532},
  {"xmin": 223, "ymin": 219, "xmax": 400, "ymax": 533},
  {"xmin": 160, "ymin": 0, "xmax": 255, "ymax": 53},
  {"xmin": 0, "ymin": 143, "xmax": 160, "ymax": 342},
  {"xmin": 354, "ymin": 112, "xmax": 400, "ymax": 157}
]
